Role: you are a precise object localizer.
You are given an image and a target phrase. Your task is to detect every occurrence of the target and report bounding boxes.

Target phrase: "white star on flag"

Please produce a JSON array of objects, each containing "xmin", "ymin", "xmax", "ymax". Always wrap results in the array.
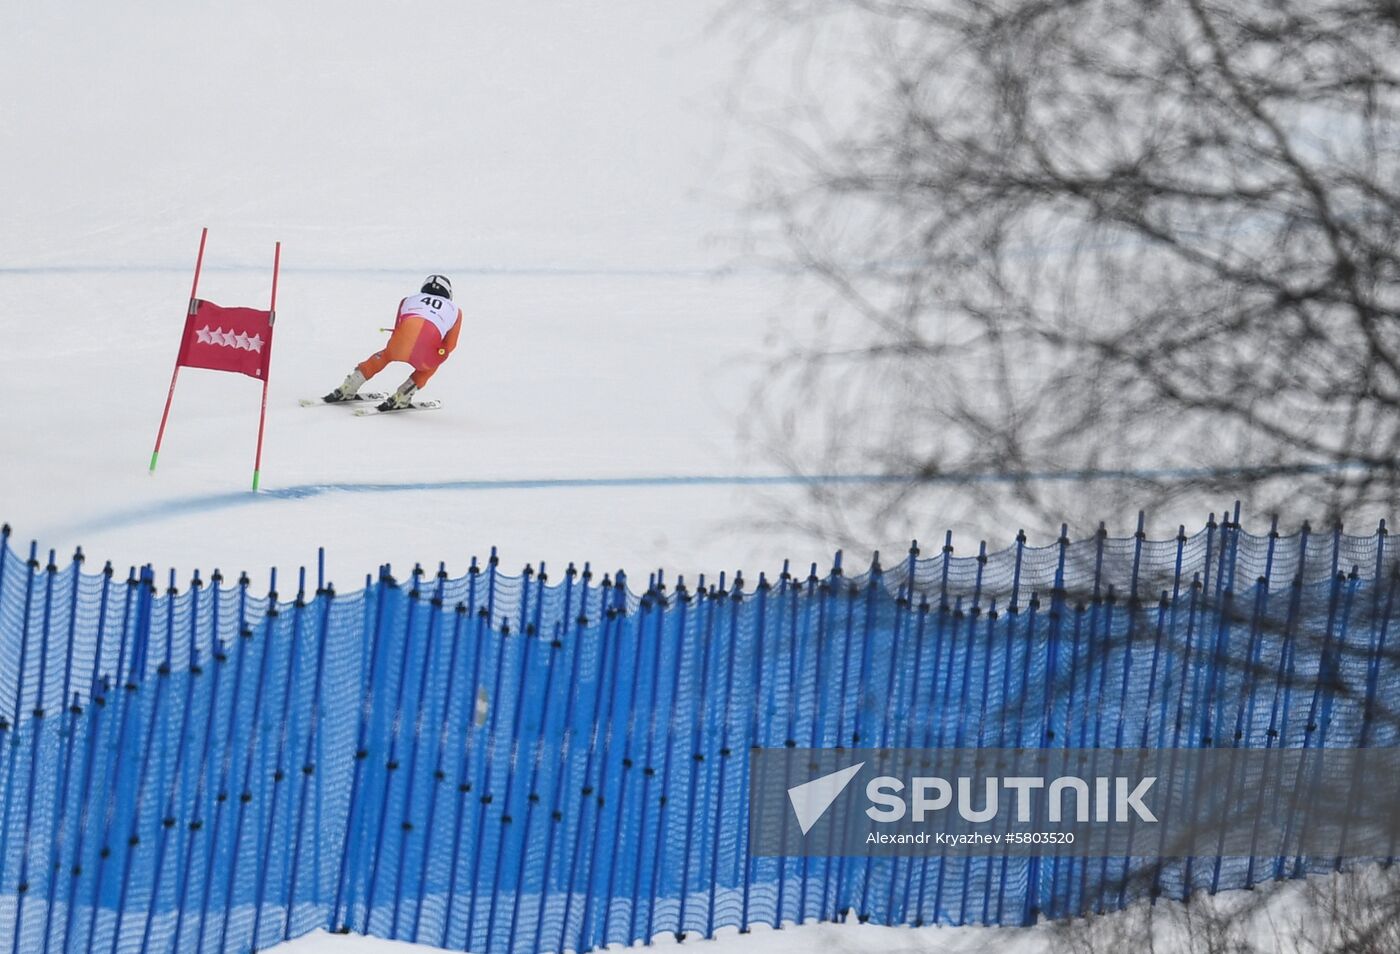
[{"xmin": 193, "ymin": 324, "xmax": 265, "ymax": 352}]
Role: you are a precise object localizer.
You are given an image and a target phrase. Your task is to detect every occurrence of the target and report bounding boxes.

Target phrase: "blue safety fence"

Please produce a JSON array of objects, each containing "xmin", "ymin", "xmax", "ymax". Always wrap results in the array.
[{"xmin": 0, "ymin": 511, "xmax": 1396, "ymax": 954}]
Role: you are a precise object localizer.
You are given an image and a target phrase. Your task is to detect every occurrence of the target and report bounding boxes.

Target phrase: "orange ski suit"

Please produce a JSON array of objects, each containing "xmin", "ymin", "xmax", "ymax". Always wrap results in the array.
[{"xmin": 358, "ymin": 299, "xmax": 463, "ymax": 389}]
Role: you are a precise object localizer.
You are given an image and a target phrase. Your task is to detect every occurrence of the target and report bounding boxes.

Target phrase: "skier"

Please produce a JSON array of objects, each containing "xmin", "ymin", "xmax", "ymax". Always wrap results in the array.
[{"xmin": 323, "ymin": 274, "xmax": 462, "ymax": 411}]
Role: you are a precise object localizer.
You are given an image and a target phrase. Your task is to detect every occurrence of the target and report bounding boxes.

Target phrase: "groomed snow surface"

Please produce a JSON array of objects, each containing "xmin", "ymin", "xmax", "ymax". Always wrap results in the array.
[
  {"xmin": 0, "ymin": 1, "xmax": 848, "ymax": 590},
  {"xmin": 1, "ymin": 2, "xmax": 1380, "ymax": 953}
]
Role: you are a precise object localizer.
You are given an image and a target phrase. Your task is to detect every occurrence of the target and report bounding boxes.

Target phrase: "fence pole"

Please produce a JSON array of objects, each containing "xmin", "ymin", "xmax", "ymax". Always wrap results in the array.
[
  {"xmin": 1234, "ymin": 524, "xmax": 1278, "ymax": 890},
  {"xmin": 0, "ymin": 535, "xmax": 27, "ymax": 866},
  {"xmin": 629, "ymin": 574, "xmax": 671, "ymax": 943},
  {"xmin": 896, "ymin": 580, "xmax": 932, "ymax": 925},
  {"xmin": 811, "ymin": 563, "xmax": 839, "ymax": 921},
  {"xmin": 57, "ymin": 547, "xmax": 84, "ymax": 731},
  {"xmin": 168, "ymin": 568, "xmax": 221, "ymax": 952},
  {"xmin": 526, "ymin": 563, "xmax": 581, "ymax": 952},
  {"xmin": 1085, "ymin": 526, "xmax": 1116, "ymax": 915},
  {"xmin": 218, "ymin": 571, "xmax": 279, "ymax": 954},
  {"xmin": 507, "ymin": 564, "xmax": 560, "ymax": 952},
  {"xmin": 1106, "ymin": 519, "xmax": 1148, "ymax": 911},
  {"xmin": 332, "ymin": 566, "xmax": 391, "ymax": 933},
  {"xmin": 390, "ymin": 567, "xmax": 446, "ymax": 939},
  {"xmin": 96, "ymin": 565, "xmax": 153, "ymax": 954},
  {"xmin": 44, "ymin": 689, "xmax": 82, "ymax": 954},
  {"xmin": 796, "ymin": 565, "xmax": 822, "ymax": 927},
  {"xmin": 64, "ymin": 674, "xmax": 110, "ymax": 954},
  {"xmin": 194, "ymin": 570, "xmax": 252, "ymax": 954},
  {"xmin": 13, "ymin": 550, "xmax": 57, "ymax": 954},
  {"xmin": 872, "ymin": 558, "xmax": 914, "ymax": 924},
  {"xmin": 0, "ymin": 541, "xmax": 40, "ymax": 953},
  {"xmin": 949, "ymin": 551, "xmax": 986, "ymax": 924},
  {"xmin": 486, "ymin": 564, "xmax": 538, "ymax": 949},
  {"xmin": 595, "ymin": 568, "xmax": 649, "ymax": 948},
  {"xmin": 672, "ymin": 577, "xmax": 708, "ymax": 940},
  {"xmin": 1326, "ymin": 569, "xmax": 1365, "ymax": 870},
  {"xmin": 409, "ymin": 594, "xmax": 466, "ymax": 943},
  {"xmin": 1009, "ymin": 592, "xmax": 1040, "ymax": 926},
  {"xmin": 770, "ymin": 563, "xmax": 797, "ymax": 930},
  {"xmin": 991, "ymin": 577, "xmax": 1020, "ymax": 923},
  {"xmin": 978, "ymin": 599, "xmax": 1002, "ymax": 923},
  {"xmin": 0, "ymin": 523, "xmax": 9, "ymax": 603},
  {"xmin": 1372, "ymin": 565, "xmax": 1400, "ymax": 868},
  {"xmin": 1286, "ymin": 564, "xmax": 1357, "ymax": 879},
  {"xmin": 285, "ymin": 576, "xmax": 336, "ymax": 941},
  {"xmin": 136, "ymin": 572, "xmax": 202, "ymax": 954},
  {"xmin": 854, "ymin": 555, "xmax": 888, "ymax": 922},
  {"xmin": 695, "ymin": 573, "xmax": 737, "ymax": 939},
  {"xmin": 568, "ymin": 573, "xmax": 623, "ymax": 951},
  {"xmin": 442, "ymin": 557, "xmax": 484, "ymax": 949},
  {"xmin": 272, "ymin": 566, "xmax": 311, "ymax": 934},
  {"xmin": 940, "ymin": 596, "xmax": 984, "ymax": 921},
  {"xmin": 648, "ymin": 573, "xmax": 691, "ymax": 942},
  {"xmin": 252, "ymin": 567, "xmax": 309, "ymax": 950},
  {"xmin": 466, "ymin": 555, "xmax": 511, "ymax": 951},
  {"xmin": 543, "ymin": 563, "xmax": 594, "ymax": 954},
  {"xmin": 577, "ymin": 571, "xmax": 632, "ymax": 950},
  {"xmin": 111, "ymin": 568, "xmax": 174, "ymax": 953},
  {"xmin": 363, "ymin": 564, "xmax": 424, "ymax": 932},
  {"xmin": 353, "ymin": 562, "xmax": 400, "ymax": 933},
  {"xmin": 62, "ymin": 563, "xmax": 114, "ymax": 954},
  {"xmin": 83, "ymin": 565, "xmax": 143, "ymax": 954},
  {"xmin": 1264, "ymin": 525, "xmax": 1309, "ymax": 881},
  {"xmin": 44, "ymin": 557, "xmax": 87, "ymax": 951},
  {"xmin": 1025, "ymin": 525, "xmax": 1069, "ymax": 921},
  {"xmin": 737, "ymin": 570, "xmax": 773, "ymax": 932}
]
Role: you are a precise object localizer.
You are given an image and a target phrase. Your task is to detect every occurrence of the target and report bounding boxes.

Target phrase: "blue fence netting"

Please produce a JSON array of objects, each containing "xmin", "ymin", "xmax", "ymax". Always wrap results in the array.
[{"xmin": 0, "ymin": 512, "xmax": 1396, "ymax": 953}]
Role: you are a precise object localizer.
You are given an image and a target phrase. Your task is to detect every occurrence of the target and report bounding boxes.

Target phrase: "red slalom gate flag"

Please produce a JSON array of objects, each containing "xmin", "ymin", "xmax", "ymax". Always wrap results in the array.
[
  {"xmin": 176, "ymin": 301, "xmax": 274, "ymax": 379},
  {"xmin": 150, "ymin": 228, "xmax": 282, "ymax": 491}
]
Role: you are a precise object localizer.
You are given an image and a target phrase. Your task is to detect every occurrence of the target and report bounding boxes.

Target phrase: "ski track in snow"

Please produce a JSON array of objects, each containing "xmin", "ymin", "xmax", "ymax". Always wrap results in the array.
[{"xmin": 54, "ymin": 461, "xmax": 1369, "ymax": 540}]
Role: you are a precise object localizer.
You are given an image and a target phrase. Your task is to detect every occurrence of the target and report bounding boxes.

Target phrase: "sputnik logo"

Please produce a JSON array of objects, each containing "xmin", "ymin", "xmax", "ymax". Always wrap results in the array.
[
  {"xmin": 195, "ymin": 326, "xmax": 264, "ymax": 353},
  {"xmin": 788, "ymin": 762, "xmax": 864, "ymax": 835}
]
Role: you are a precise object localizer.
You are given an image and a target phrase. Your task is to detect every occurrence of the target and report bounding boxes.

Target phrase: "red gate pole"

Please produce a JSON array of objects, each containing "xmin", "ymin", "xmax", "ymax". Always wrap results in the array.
[
  {"xmin": 251, "ymin": 241, "xmax": 280, "ymax": 492},
  {"xmin": 150, "ymin": 227, "xmax": 207, "ymax": 474}
]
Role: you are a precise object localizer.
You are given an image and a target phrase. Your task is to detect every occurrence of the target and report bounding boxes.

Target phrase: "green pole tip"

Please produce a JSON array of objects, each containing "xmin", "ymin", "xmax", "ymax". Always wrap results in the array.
[
  {"xmin": 252, "ymin": 470, "xmax": 261, "ymax": 492},
  {"xmin": 148, "ymin": 450, "xmax": 159, "ymax": 473}
]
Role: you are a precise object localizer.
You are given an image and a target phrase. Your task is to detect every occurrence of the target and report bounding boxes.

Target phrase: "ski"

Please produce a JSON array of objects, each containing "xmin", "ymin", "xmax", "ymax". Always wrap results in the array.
[
  {"xmin": 353, "ymin": 399, "xmax": 443, "ymax": 416},
  {"xmin": 300, "ymin": 392, "xmax": 389, "ymax": 407}
]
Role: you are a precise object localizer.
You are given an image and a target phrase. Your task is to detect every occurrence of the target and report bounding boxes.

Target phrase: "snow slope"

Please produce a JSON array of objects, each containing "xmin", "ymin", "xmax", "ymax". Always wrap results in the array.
[{"xmin": 0, "ymin": 1, "xmax": 835, "ymax": 591}]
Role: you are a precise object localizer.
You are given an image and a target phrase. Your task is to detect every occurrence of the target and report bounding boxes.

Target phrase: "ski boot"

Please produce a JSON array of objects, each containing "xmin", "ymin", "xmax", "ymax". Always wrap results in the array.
[
  {"xmin": 376, "ymin": 379, "xmax": 418, "ymax": 412},
  {"xmin": 323, "ymin": 369, "xmax": 366, "ymax": 403}
]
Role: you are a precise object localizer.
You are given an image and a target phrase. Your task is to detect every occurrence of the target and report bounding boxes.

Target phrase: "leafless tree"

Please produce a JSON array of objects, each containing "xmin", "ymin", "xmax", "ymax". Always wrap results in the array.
[
  {"xmin": 731, "ymin": 0, "xmax": 1400, "ymax": 549},
  {"xmin": 1042, "ymin": 863, "xmax": 1400, "ymax": 954},
  {"xmin": 721, "ymin": 3, "xmax": 1400, "ymax": 952}
]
